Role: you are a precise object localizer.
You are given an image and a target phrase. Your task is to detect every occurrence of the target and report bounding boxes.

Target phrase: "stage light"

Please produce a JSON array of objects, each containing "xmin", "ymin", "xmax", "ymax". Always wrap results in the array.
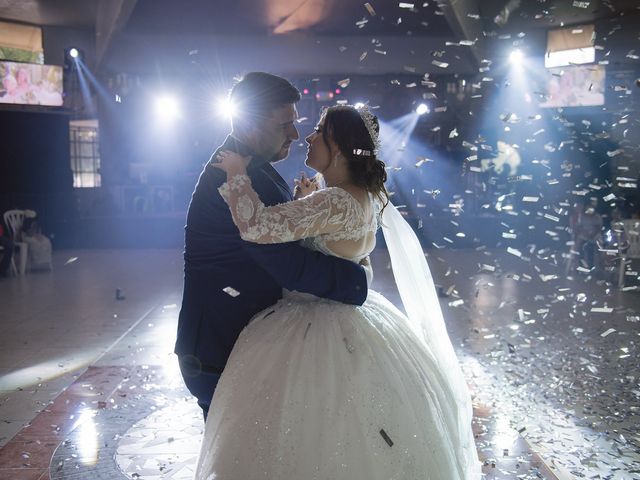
[
  {"xmin": 416, "ymin": 103, "xmax": 430, "ymax": 115},
  {"xmin": 154, "ymin": 95, "xmax": 180, "ymax": 120},
  {"xmin": 509, "ymin": 49, "xmax": 523, "ymax": 65},
  {"xmin": 315, "ymin": 91, "xmax": 335, "ymax": 101},
  {"xmin": 303, "ymin": 88, "xmax": 310, "ymax": 95},
  {"xmin": 217, "ymin": 98, "xmax": 236, "ymax": 117},
  {"xmin": 335, "ymin": 88, "xmax": 341, "ymax": 95},
  {"xmin": 354, "ymin": 102, "xmax": 365, "ymax": 109},
  {"xmin": 65, "ymin": 47, "xmax": 83, "ymax": 66}
]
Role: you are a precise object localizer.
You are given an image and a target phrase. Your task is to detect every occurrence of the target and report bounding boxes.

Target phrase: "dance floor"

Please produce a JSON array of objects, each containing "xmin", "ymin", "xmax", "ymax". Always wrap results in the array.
[{"xmin": 0, "ymin": 248, "xmax": 638, "ymax": 479}]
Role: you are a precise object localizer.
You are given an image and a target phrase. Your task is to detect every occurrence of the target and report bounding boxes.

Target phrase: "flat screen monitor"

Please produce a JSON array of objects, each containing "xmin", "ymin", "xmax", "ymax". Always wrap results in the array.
[
  {"xmin": 0, "ymin": 60, "xmax": 63, "ymax": 106},
  {"xmin": 540, "ymin": 65, "xmax": 605, "ymax": 108}
]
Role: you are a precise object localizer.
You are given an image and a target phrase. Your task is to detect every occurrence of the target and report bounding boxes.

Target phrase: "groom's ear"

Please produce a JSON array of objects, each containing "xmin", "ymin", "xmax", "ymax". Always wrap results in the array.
[
  {"xmin": 242, "ymin": 125, "xmax": 262, "ymax": 147},
  {"xmin": 232, "ymin": 119, "xmax": 256, "ymax": 143}
]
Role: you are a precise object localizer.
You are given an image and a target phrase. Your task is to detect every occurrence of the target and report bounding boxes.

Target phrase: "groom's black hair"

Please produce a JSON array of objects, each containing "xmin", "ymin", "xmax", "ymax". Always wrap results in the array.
[{"xmin": 230, "ymin": 72, "xmax": 300, "ymax": 131}]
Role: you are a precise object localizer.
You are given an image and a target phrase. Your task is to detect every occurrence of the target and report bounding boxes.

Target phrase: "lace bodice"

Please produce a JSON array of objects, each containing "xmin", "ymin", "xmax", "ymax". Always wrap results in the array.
[{"xmin": 218, "ymin": 173, "xmax": 379, "ymax": 262}]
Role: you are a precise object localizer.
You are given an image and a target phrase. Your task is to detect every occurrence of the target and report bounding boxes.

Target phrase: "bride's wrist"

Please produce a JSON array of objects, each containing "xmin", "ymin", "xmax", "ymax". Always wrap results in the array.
[{"xmin": 227, "ymin": 168, "xmax": 247, "ymax": 179}]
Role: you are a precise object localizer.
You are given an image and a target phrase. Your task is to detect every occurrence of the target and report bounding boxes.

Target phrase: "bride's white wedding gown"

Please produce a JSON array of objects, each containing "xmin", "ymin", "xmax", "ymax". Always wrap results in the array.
[{"xmin": 195, "ymin": 173, "xmax": 481, "ymax": 479}]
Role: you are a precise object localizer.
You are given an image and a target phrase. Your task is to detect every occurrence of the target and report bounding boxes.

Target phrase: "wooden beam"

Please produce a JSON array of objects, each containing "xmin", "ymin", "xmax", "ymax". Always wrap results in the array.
[{"xmin": 439, "ymin": 0, "xmax": 485, "ymax": 67}]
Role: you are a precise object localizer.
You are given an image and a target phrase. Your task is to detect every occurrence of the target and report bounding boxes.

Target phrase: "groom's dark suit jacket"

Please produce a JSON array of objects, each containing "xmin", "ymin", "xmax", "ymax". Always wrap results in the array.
[{"xmin": 175, "ymin": 136, "xmax": 368, "ymax": 371}]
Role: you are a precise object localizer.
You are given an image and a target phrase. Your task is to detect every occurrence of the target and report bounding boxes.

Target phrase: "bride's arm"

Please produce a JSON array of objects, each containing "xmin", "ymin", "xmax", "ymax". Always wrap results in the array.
[{"xmin": 217, "ymin": 172, "xmax": 354, "ymax": 244}]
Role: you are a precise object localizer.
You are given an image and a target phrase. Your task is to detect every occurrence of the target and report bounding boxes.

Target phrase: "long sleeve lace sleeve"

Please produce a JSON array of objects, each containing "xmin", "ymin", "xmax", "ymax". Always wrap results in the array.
[{"xmin": 218, "ymin": 173, "xmax": 359, "ymax": 244}]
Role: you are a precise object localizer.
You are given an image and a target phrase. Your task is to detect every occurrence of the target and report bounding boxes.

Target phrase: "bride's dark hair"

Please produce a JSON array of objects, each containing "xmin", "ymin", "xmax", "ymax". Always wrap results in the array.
[{"xmin": 321, "ymin": 105, "xmax": 390, "ymax": 213}]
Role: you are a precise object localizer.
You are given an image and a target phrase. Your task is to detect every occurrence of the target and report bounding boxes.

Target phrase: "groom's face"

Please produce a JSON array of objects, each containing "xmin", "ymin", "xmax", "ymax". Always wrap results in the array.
[{"xmin": 253, "ymin": 104, "xmax": 299, "ymax": 163}]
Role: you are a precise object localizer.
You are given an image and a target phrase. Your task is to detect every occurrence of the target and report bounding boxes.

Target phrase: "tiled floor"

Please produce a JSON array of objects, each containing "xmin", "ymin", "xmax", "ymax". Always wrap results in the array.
[{"xmin": 0, "ymin": 248, "xmax": 638, "ymax": 479}]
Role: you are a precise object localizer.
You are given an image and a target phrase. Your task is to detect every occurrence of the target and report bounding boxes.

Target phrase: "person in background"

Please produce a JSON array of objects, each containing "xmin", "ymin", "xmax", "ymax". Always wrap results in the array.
[
  {"xmin": 22, "ymin": 211, "xmax": 53, "ymax": 271},
  {"xmin": 569, "ymin": 197, "xmax": 603, "ymax": 269},
  {"xmin": 0, "ymin": 220, "xmax": 14, "ymax": 277}
]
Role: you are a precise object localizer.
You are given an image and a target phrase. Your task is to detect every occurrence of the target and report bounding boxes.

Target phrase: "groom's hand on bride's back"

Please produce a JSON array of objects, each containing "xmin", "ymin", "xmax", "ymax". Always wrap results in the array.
[{"xmin": 359, "ymin": 256, "xmax": 373, "ymax": 288}]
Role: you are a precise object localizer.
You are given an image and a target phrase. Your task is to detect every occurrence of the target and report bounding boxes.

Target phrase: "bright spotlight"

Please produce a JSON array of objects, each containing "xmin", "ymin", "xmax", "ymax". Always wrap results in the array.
[
  {"xmin": 69, "ymin": 48, "xmax": 79, "ymax": 59},
  {"xmin": 217, "ymin": 98, "xmax": 236, "ymax": 117},
  {"xmin": 509, "ymin": 49, "xmax": 523, "ymax": 65},
  {"xmin": 154, "ymin": 95, "xmax": 180, "ymax": 120},
  {"xmin": 354, "ymin": 102, "xmax": 366, "ymax": 109},
  {"xmin": 416, "ymin": 103, "xmax": 429, "ymax": 115}
]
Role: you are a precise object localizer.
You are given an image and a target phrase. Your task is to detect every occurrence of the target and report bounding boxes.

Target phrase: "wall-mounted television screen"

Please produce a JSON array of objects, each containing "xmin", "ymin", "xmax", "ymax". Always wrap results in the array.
[
  {"xmin": 0, "ymin": 60, "xmax": 63, "ymax": 106},
  {"xmin": 539, "ymin": 65, "xmax": 605, "ymax": 108}
]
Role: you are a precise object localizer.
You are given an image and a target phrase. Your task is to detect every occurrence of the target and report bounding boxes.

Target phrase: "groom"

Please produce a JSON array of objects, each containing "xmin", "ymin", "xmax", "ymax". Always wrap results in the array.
[{"xmin": 175, "ymin": 72, "xmax": 370, "ymax": 419}]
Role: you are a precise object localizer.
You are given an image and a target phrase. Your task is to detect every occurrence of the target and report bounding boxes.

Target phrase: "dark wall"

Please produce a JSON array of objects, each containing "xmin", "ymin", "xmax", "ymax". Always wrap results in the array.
[
  {"xmin": 0, "ymin": 109, "xmax": 77, "ymax": 244},
  {"xmin": 42, "ymin": 26, "xmax": 96, "ymax": 70}
]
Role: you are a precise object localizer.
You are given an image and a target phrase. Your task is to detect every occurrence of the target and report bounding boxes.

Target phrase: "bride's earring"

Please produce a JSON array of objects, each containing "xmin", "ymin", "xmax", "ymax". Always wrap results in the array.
[{"xmin": 332, "ymin": 152, "xmax": 342, "ymax": 167}]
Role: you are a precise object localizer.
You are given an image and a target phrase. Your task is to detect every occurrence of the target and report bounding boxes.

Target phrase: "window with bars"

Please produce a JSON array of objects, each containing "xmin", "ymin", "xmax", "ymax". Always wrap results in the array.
[{"xmin": 69, "ymin": 119, "xmax": 101, "ymax": 188}]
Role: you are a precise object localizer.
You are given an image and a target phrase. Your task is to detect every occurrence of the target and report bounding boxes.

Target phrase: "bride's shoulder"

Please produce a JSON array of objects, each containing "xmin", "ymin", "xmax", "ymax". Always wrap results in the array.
[
  {"xmin": 307, "ymin": 186, "xmax": 374, "ymax": 223},
  {"xmin": 323, "ymin": 186, "xmax": 366, "ymax": 203}
]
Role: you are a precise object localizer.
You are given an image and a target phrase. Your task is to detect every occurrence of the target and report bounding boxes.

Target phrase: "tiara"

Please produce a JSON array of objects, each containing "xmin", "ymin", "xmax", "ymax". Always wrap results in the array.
[{"xmin": 354, "ymin": 104, "xmax": 381, "ymax": 156}]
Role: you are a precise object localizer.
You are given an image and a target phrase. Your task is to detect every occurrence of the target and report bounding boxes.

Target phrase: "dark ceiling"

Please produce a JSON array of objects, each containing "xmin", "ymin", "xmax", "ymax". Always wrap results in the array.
[
  {"xmin": 476, "ymin": 0, "xmax": 640, "ymax": 32},
  {"xmin": 1, "ymin": 0, "xmax": 638, "ymax": 34},
  {"xmin": 123, "ymin": 0, "xmax": 456, "ymax": 37},
  {"xmin": 0, "ymin": 0, "xmax": 638, "ymax": 75},
  {"xmin": 0, "ymin": 0, "xmax": 98, "ymax": 28}
]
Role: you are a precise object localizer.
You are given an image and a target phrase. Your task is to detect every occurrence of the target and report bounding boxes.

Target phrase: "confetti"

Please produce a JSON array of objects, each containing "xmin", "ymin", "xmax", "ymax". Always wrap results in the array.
[
  {"xmin": 606, "ymin": 149, "xmax": 623, "ymax": 157},
  {"xmin": 379, "ymin": 429, "xmax": 394, "ymax": 447},
  {"xmin": 600, "ymin": 328, "xmax": 616, "ymax": 337},
  {"xmin": 222, "ymin": 286, "xmax": 240, "ymax": 297},
  {"xmin": 431, "ymin": 60, "xmax": 449, "ymax": 69},
  {"xmin": 424, "ymin": 189, "xmax": 440, "ymax": 198},
  {"xmin": 507, "ymin": 247, "xmax": 522, "ymax": 257}
]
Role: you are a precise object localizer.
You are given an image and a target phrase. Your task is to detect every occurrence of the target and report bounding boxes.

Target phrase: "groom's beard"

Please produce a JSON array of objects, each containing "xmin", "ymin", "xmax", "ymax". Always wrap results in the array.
[
  {"xmin": 267, "ymin": 141, "xmax": 294, "ymax": 164},
  {"xmin": 242, "ymin": 139, "xmax": 288, "ymax": 165}
]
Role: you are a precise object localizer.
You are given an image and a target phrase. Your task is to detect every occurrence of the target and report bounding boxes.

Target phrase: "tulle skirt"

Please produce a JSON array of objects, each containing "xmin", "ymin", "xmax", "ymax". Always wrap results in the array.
[{"xmin": 195, "ymin": 290, "xmax": 481, "ymax": 480}]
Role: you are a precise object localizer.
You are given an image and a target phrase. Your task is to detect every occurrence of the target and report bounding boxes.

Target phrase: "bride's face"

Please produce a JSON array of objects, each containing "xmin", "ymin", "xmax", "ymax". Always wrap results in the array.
[{"xmin": 304, "ymin": 118, "xmax": 334, "ymax": 173}]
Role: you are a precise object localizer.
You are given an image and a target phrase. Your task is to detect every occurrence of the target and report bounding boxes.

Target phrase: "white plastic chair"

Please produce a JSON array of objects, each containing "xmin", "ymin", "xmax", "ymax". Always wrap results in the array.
[
  {"xmin": 3, "ymin": 209, "xmax": 29, "ymax": 275},
  {"xmin": 0, "ymin": 242, "xmax": 18, "ymax": 276}
]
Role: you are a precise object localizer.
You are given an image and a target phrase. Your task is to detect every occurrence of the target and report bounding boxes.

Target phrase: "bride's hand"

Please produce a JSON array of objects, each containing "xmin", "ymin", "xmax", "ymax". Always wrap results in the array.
[
  {"xmin": 211, "ymin": 150, "xmax": 251, "ymax": 177},
  {"xmin": 293, "ymin": 172, "xmax": 318, "ymax": 199}
]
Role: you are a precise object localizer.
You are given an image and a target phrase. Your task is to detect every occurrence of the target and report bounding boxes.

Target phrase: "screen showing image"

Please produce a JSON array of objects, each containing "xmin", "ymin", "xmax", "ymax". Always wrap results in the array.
[
  {"xmin": 539, "ymin": 65, "xmax": 605, "ymax": 108},
  {"xmin": 0, "ymin": 60, "xmax": 63, "ymax": 106}
]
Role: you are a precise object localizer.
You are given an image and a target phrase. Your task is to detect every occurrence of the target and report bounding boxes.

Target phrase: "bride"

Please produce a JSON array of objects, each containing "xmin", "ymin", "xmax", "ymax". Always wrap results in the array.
[{"xmin": 195, "ymin": 104, "xmax": 481, "ymax": 479}]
